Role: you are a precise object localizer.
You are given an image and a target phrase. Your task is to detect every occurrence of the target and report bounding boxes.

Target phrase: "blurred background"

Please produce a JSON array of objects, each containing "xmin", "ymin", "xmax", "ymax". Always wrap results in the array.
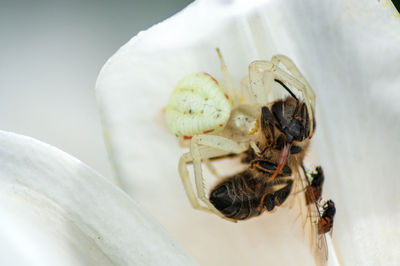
[{"xmin": 0, "ymin": 0, "xmax": 192, "ymax": 180}]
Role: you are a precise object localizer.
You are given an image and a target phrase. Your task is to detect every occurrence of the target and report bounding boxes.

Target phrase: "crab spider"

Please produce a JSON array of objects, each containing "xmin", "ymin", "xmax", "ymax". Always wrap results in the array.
[{"xmin": 166, "ymin": 49, "xmax": 315, "ymax": 219}]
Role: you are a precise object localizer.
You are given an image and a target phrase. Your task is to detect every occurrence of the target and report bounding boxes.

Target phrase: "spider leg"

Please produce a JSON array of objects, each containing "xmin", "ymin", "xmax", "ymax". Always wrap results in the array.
[
  {"xmin": 179, "ymin": 135, "xmax": 248, "ymax": 220},
  {"xmin": 248, "ymin": 58, "xmax": 315, "ymax": 136},
  {"xmin": 271, "ymin": 55, "xmax": 315, "ymax": 136},
  {"xmin": 216, "ymin": 48, "xmax": 239, "ymax": 106},
  {"xmin": 179, "ymin": 151, "xmax": 211, "ymax": 213},
  {"xmin": 179, "ymin": 146, "xmax": 234, "ymax": 216},
  {"xmin": 239, "ymin": 76, "xmax": 252, "ymax": 104},
  {"xmin": 271, "ymin": 55, "xmax": 315, "ymax": 108},
  {"xmin": 203, "ymin": 158, "xmax": 222, "ymax": 179},
  {"xmin": 191, "ymin": 135, "xmax": 248, "ymax": 217},
  {"xmin": 217, "ymin": 48, "xmax": 262, "ymax": 107},
  {"xmin": 248, "ymin": 60, "xmax": 275, "ymax": 106},
  {"xmin": 178, "ymin": 138, "xmax": 190, "ymax": 148}
]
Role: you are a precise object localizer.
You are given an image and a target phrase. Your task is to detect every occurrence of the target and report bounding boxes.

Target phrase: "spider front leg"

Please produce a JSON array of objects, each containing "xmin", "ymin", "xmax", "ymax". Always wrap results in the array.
[
  {"xmin": 179, "ymin": 139, "xmax": 230, "ymax": 176},
  {"xmin": 179, "ymin": 134, "xmax": 249, "ymax": 220},
  {"xmin": 216, "ymin": 48, "xmax": 240, "ymax": 106},
  {"xmin": 191, "ymin": 135, "xmax": 249, "ymax": 218},
  {"xmin": 178, "ymin": 147, "xmax": 229, "ymax": 215},
  {"xmin": 248, "ymin": 57, "xmax": 315, "ymax": 136},
  {"xmin": 272, "ymin": 55, "xmax": 315, "ymax": 136},
  {"xmin": 271, "ymin": 55, "xmax": 315, "ymax": 108}
]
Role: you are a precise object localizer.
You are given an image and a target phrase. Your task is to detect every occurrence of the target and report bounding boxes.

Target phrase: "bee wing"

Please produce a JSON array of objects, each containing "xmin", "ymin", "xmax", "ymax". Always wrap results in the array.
[{"xmin": 297, "ymin": 165, "xmax": 328, "ymax": 266}]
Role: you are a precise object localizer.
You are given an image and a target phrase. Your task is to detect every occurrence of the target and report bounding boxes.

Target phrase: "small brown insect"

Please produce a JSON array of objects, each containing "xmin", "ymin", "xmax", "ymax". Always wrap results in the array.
[
  {"xmin": 318, "ymin": 200, "xmax": 336, "ymax": 234},
  {"xmin": 302, "ymin": 166, "xmax": 335, "ymax": 234},
  {"xmin": 305, "ymin": 166, "xmax": 325, "ymax": 205},
  {"xmin": 300, "ymin": 165, "xmax": 337, "ymax": 266}
]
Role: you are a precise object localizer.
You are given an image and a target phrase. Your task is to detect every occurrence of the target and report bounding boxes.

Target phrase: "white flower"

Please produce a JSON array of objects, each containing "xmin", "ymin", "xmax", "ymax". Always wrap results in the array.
[
  {"xmin": 0, "ymin": 131, "xmax": 195, "ymax": 265},
  {"xmin": 2, "ymin": 0, "xmax": 399, "ymax": 265},
  {"xmin": 95, "ymin": 0, "xmax": 400, "ymax": 265}
]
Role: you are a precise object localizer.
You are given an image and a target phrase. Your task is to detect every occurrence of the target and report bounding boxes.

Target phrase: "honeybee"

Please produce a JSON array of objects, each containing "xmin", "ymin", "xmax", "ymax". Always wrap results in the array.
[
  {"xmin": 167, "ymin": 48, "xmax": 315, "ymax": 220},
  {"xmin": 209, "ymin": 90, "xmax": 315, "ymax": 220}
]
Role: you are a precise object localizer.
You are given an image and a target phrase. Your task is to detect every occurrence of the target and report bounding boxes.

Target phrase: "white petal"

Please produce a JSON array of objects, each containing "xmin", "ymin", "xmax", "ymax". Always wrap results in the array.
[
  {"xmin": 0, "ymin": 130, "xmax": 196, "ymax": 266},
  {"xmin": 96, "ymin": 0, "xmax": 400, "ymax": 265}
]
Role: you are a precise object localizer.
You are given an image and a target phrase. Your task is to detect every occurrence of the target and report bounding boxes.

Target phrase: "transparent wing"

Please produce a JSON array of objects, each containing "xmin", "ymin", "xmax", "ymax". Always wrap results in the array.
[{"xmin": 298, "ymin": 165, "xmax": 328, "ymax": 266}]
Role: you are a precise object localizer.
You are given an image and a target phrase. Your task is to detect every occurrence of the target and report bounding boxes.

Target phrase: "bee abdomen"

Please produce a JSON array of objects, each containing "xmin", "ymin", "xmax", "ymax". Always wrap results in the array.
[
  {"xmin": 210, "ymin": 173, "xmax": 294, "ymax": 220},
  {"xmin": 209, "ymin": 175, "xmax": 262, "ymax": 220}
]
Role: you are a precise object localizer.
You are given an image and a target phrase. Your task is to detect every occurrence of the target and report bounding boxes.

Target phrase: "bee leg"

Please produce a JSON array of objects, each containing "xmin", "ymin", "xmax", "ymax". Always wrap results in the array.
[
  {"xmin": 259, "ymin": 179, "xmax": 293, "ymax": 212},
  {"xmin": 273, "ymin": 179, "xmax": 294, "ymax": 207},
  {"xmin": 268, "ymin": 142, "xmax": 291, "ymax": 181},
  {"xmin": 261, "ymin": 193, "xmax": 276, "ymax": 212},
  {"xmin": 203, "ymin": 159, "xmax": 222, "ymax": 179},
  {"xmin": 260, "ymin": 106, "xmax": 275, "ymax": 148}
]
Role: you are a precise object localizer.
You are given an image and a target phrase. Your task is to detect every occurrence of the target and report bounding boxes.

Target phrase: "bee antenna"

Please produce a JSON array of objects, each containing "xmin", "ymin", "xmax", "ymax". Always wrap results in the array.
[{"xmin": 274, "ymin": 79, "xmax": 298, "ymax": 101}]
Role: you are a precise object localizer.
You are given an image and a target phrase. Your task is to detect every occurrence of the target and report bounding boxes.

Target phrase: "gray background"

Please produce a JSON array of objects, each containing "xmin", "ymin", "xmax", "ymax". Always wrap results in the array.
[{"xmin": 0, "ymin": 0, "xmax": 192, "ymax": 179}]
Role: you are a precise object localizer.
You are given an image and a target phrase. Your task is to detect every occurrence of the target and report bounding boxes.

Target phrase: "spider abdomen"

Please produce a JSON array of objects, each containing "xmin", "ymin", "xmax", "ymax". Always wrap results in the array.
[{"xmin": 166, "ymin": 73, "xmax": 232, "ymax": 138}]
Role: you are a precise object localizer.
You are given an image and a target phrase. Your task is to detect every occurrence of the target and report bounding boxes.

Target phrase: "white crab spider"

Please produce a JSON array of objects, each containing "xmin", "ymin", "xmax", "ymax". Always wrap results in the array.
[{"xmin": 166, "ymin": 49, "xmax": 315, "ymax": 219}]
